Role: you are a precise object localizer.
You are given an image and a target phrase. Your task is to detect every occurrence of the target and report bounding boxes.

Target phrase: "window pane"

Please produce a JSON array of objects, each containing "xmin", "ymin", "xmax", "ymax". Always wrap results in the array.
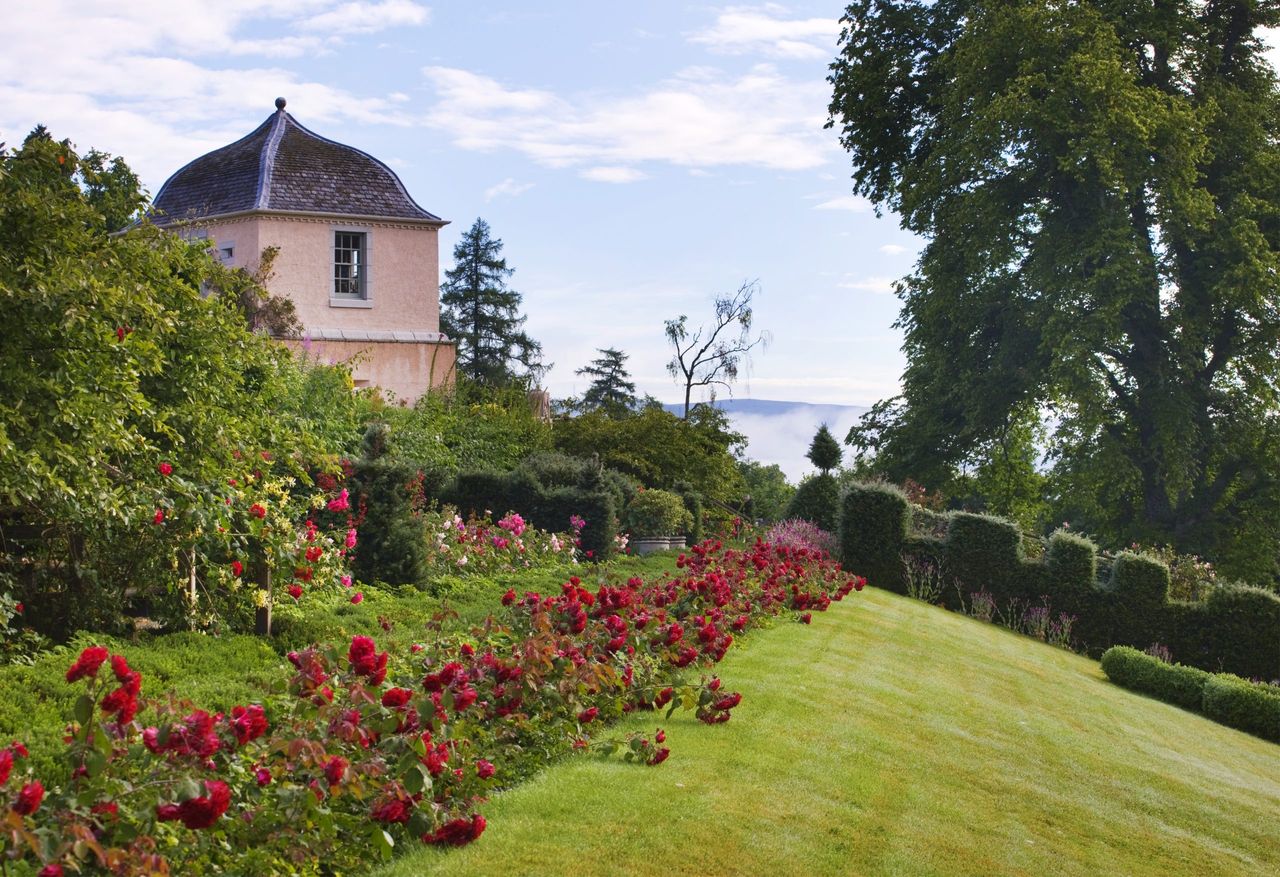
[{"xmin": 333, "ymin": 232, "xmax": 367, "ymax": 298}]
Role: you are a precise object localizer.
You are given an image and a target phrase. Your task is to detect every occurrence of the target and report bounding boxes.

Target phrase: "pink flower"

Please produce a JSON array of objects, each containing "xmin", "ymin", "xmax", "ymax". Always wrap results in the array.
[
  {"xmin": 255, "ymin": 766, "xmax": 272, "ymax": 786},
  {"xmin": 158, "ymin": 462, "xmax": 173, "ymax": 476},
  {"xmin": 476, "ymin": 759, "xmax": 495, "ymax": 779},
  {"xmin": 350, "ymin": 592, "xmax": 364, "ymax": 605},
  {"xmin": 326, "ymin": 489, "xmax": 350, "ymax": 512},
  {"xmin": 38, "ymin": 863, "xmax": 64, "ymax": 877},
  {"xmin": 340, "ymin": 575, "xmax": 352, "ymax": 588},
  {"xmin": 346, "ymin": 528, "xmax": 358, "ymax": 548}
]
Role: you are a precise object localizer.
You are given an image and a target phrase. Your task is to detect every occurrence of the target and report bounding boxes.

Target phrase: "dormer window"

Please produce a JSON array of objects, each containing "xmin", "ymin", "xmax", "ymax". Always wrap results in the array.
[{"xmin": 333, "ymin": 230, "xmax": 368, "ymax": 300}]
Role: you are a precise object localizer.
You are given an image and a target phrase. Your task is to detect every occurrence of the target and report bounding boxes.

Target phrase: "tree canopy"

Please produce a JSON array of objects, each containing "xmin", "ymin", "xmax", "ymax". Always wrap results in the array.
[
  {"xmin": 829, "ymin": 0, "xmax": 1280, "ymax": 580},
  {"xmin": 440, "ymin": 218, "xmax": 544, "ymax": 387}
]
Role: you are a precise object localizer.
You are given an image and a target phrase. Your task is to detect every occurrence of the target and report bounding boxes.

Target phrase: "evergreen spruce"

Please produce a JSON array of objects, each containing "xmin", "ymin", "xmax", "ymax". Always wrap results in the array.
[
  {"xmin": 575, "ymin": 347, "xmax": 637, "ymax": 417},
  {"xmin": 440, "ymin": 218, "xmax": 543, "ymax": 386}
]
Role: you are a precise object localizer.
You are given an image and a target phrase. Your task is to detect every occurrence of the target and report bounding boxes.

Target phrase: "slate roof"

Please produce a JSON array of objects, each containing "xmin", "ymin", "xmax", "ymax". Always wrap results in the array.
[{"xmin": 152, "ymin": 99, "xmax": 442, "ymax": 225}]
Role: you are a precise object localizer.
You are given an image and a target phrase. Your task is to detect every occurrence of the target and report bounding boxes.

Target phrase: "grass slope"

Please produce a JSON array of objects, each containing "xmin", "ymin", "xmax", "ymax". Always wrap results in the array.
[{"xmin": 378, "ymin": 587, "xmax": 1280, "ymax": 877}]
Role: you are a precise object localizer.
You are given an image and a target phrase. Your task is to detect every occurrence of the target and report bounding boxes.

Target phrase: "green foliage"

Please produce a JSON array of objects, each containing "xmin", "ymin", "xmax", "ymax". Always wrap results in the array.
[
  {"xmin": 806, "ymin": 425, "xmax": 842, "ymax": 475},
  {"xmin": 448, "ymin": 471, "xmax": 617, "ymax": 560},
  {"xmin": 381, "ymin": 381, "xmax": 553, "ymax": 481},
  {"xmin": 737, "ymin": 460, "xmax": 794, "ymax": 524},
  {"xmin": 1201, "ymin": 674, "xmax": 1280, "ymax": 743},
  {"xmin": 624, "ymin": 490, "xmax": 694, "ymax": 539},
  {"xmin": 671, "ymin": 482, "xmax": 705, "ymax": 545},
  {"xmin": 552, "ymin": 405, "xmax": 746, "ymax": 504},
  {"xmin": 573, "ymin": 347, "xmax": 637, "ymax": 416},
  {"xmin": 1100, "ymin": 646, "xmax": 1211, "ymax": 712},
  {"xmin": 1110, "ymin": 552, "xmax": 1171, "ymax": 607},
  {"xmin": 785, "ymin": 474, "xmax": 840, "ymax": 533},
  {"xmin": 0, "ymin": 129, "xmax": 349, "ymax": 634},
  {"xmin": 829, "ymin": 0, "xmax": 1280, "ymax": 579},
  {"xmin": 839, "ymin": 482, "xmax": 909, "ymax": 593},
  {"xmin": 440, "ymin": 218, "xmax": 543, "ymax": 386},
  {"xmin": 348, "ymin": 455, "xmax": 430, "ymax": 589}
]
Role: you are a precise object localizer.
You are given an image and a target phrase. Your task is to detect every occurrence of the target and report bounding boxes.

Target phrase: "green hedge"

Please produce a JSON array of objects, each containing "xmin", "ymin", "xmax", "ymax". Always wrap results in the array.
[
  {"xmin": 840, "ymin": 482, "xmax": 1280, "ymax": 680},
  {"xmin": 1099, "ymin": 646, "xmax": 1209, "ymax": 711},
  {"xmin": 839, "ymin": 483, "xmax": 908, "ymax": 592},
  {"xmin": 786, "ymin": 473, "xmax": 841, "ymax": 533},
  {"xmin": 1102, "ymin": 646, "xmax": 1280, "ymax": 743},
  {"xmin": 448, "ymin": 470, "xmax": 617, "ymax": 561},
  {"xmin": 1202, "ymin": 674, "xmax": 1280, "ymax": 743}
]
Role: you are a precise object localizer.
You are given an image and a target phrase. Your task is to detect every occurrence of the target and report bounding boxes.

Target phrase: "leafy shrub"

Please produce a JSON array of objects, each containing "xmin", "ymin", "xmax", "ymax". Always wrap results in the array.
[
  {"xmin": 1201, "ymin": 674, "xmax": 1280, "ymax": 743},
  {"xmin": 1047, "ymin": 529, "xmax": 1097, "ymax": 589},
  {"xmin": 671, "ymin": 481, "xmax": 705, "ymax": 545},
  {"xmin": 764, "ymin": 519, "xmax": 839, "ymax": 556},
  {"xmin": 422, "ymin": 508, "xmax": 578, "ymax": 578},
  {"xmin": 624, "ymin": 490, "xmax": 694, "ymax": 538},
  {"xmin": 785, "ymin": 473, "xmax": 840, "ymax": 532},
  {"xmin": 945, "ymin": 512, "xmax": 1021, "ymax": 595},
  {"xmin": 1100, "ymin": 646, "xmax": 1211, "ymax": 711}
]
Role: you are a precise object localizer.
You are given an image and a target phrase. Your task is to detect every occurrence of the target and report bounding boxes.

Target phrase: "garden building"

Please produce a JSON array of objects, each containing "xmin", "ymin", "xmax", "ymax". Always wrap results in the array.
[{"xmin": 151, "ymin": 97, "xmax": 455, "ymax": 402}]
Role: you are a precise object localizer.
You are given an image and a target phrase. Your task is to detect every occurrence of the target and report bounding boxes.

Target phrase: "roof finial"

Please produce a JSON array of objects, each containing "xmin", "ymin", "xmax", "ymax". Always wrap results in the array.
[{"xmin": 275, "ymin": 97, "xmax": 287, "ymax": 111}]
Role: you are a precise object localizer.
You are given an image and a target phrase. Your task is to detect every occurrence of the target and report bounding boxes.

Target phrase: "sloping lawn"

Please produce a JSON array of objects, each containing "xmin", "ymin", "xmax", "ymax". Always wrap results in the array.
[{"xmin": 377, "ymin": 587, "xmax": 1280, "ymax": 876}]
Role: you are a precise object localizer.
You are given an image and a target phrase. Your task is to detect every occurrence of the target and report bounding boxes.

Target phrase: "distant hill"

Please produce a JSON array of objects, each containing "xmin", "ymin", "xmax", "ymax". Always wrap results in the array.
[{"xmin": 662, "ymin": 398, "xmax": 869, "ymax": 482}]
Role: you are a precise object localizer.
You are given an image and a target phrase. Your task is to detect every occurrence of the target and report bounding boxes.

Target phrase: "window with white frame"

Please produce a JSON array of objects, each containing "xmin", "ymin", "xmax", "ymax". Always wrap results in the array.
[{"xmin": 333, "ymin": 231, "xmax": 368, "ymax": 300}]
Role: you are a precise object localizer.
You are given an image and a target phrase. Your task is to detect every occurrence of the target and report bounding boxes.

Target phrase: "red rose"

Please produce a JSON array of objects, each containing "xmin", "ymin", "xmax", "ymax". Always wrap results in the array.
[
  {"xmin": 655, "ymin": 728, "xmax": 666, "ymax": 744},
  {"xmin": 305, "ymin": 545, "xmax": 323, "ymax": 562},
  {"xmin": 13, "ymin": 781, "xmax": 44, "ymax": 815},
  {"xmin": 38, "ymin": 864, "xmax": 64, "ymax": 877},
  {"xmin": 577, "ymin": 706, "xmax": 598, "ymax": 724},
  {"xmin": 422, "ymin": 813, "xmax": 486, "ymax": 846},
  {"xmin": 648, "ymin": 747, "xmax": 670, "ymax": 766},
  {"xmin": 371, "ymin": 797, "xmax": 412, "ymax": 824},
  {"xmin": 172, "ymin": 780, "xmax": 230, "ymax": 830},
  {"xmin": 158, "ymin": 462, "xmax": 173, "ymax": 476},
  {"xmin": 66, "ymin": 646, "xmax": 110, "ymax": 682},
  {"xmin": 249, "ymin": 503, "xmax": 267, "ymax": 519},
  {"xmin": 476, "ymin": 759, "xmax": 495, "ymax": 779},
  {"xmin": 287, "ymin": 584, "xmax": 303, "ymax": 600},
  {"xmin": 324, "ymin": 755, "xmax": 348, "ymax": 786},
  {"xmin": 229, "ymin": 704, "xmax": 268, "ymax": 745},
  {"xmin": 231, "ymin": 560, "xmax": 243, "ymax": 577},
  {"xmin": 350, "ymin": 592, "xmax": 364, "ymax": 605},
  {"xmin": 0, "ymin": 750, "xmax": 11, "ymax": 785},
  {"xmin": 381, "ymin": 687, "xmax": 413, "ymax": 709},
  {"xmin": 153, "ymin": 508, "xmax": 165, "ymax": 525}
]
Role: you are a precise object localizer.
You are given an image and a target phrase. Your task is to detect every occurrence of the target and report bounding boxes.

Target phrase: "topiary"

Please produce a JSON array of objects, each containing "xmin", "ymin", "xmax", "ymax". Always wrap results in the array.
[{"xmin": 785, "ymin": 473, "xmax": 840, "ymax": 533}]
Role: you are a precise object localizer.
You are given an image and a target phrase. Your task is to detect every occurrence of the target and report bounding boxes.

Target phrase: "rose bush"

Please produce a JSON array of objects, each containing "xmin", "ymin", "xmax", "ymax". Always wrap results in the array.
[{"xmin": 0, "ymin": 537, "xmax": 862, "ymax": 874}]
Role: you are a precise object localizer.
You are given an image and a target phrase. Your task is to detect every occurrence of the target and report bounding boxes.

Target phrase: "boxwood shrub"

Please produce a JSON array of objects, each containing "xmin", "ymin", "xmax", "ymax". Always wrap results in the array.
[
  {"xmin": 1100, "ymin": 646, "xmax": 1210, "ymax": 711},
  {"xmin": 1201, "ymin": 674, "xmax": 1280, "ymax": 743}
]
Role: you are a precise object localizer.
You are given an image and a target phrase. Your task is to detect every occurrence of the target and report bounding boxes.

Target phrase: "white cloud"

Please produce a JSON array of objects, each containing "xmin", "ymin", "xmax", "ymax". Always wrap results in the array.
[
  {"xmin": 838, "ymin": 276, "xmax": 896, "ymax": 295},
  {"xmin": 689, "ymin": 4, "xmax": 840, "ymax": 60},
  {"xmin": 484, "ymin": 177, "xmax": 535, "ymax": 200},
  {"xmin": 420, "ymin": 63, "xmax": 831, "ymax": 173},
  {"xmin": 814, "ymin": 194, "xmax": 873, "ymax": 212},
  {"xmin": 300, "ymin": 0, "xmax": 431, "ymax": 35},
  {"xmin": 580, "ymin": 166, "xmax": 647, "ymax": 183},
  {"xmin": 879, "ymin": 243, "xmax": 907, "ymax": 255}
]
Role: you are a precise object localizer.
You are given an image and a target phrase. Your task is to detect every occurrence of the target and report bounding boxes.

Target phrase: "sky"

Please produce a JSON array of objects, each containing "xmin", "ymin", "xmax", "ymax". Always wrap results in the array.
[{"xmin": 2, "ymin": 1, "xmax": 922, "ymax": 426}]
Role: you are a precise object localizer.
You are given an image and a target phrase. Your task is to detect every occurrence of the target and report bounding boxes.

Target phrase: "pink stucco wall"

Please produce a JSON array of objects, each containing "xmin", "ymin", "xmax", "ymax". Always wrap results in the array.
[
  {"xmin": 196, "ymin": 213, "xmax": 451, "ymax": 403},
  {"xmin": 283, "ymin": 337, "xmax": 456, "ymax": 404}
]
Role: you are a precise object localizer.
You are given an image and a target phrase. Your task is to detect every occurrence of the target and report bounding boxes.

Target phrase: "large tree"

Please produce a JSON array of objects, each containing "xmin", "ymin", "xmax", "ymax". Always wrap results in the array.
[
  {"xmin": 575, "ymin": 347, "xmax": 637, "ymax": 416},
  {"xmin": 829, "ymin": 1, "xmax": 1280, "ymax": 579},
  {"xmin": 440, "ymin": 218, "xmax": 544, "ymax": 386}
]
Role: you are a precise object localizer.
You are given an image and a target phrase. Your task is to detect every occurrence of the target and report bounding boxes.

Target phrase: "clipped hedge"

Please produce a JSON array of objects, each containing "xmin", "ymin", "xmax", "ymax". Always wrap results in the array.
[
  {"xmin": 786, "ymin": 473, "xmax": 841, "ymax": 533},
  {"xmin": 1202, "ymin": 674, "xmax": 1280, "ymax": 743},
  {"xmin": 840, "ymin": 483, "xmax": 909, "ymax": 593},
  {"xmin": 839, "ymin": 482, "xmax": 1280, "ymax": 680},
  {"xmin": 448, "ymin": 469, "xmax": 617, "ymax": 560},
  {"xmin": 1102, "ymin": 646, "xmax": 1280, "ymax": 743},
  {"xmin": 1099, "ymin": 646, "xmax": 1209, "ymax": 711}
]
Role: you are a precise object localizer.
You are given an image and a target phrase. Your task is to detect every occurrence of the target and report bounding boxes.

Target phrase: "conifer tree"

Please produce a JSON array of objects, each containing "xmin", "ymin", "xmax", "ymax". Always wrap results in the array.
[
  {"xmin": 575, "ymin": 347, "xmax": 636, "ymax": 416},
  {"xmin": 807, "ymin": 424, "xmax": 842, "ymax": 476},
  {"xmin": 440, "ymin": 218, "xmax": 543, "ymax": 386}
]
